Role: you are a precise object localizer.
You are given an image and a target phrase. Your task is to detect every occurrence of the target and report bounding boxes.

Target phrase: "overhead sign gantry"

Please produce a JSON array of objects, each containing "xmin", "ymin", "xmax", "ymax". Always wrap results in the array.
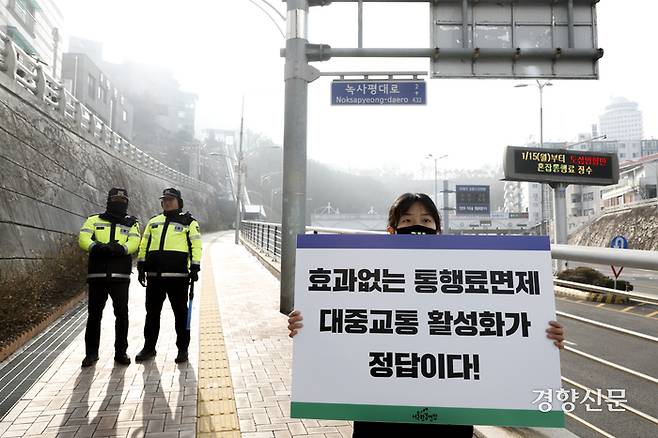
[
  {"xmin": 430, "ymin": 0, "xmax": 602, "ymax": 78},
  {"xmin": 280, "ymin": 0, "xmax": 604, "ymax": 315}
]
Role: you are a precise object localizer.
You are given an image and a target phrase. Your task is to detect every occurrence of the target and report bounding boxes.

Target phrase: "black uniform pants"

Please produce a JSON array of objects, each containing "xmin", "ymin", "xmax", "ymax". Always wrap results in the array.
[
  {"xmin": 143, "ymin": 278, "xmax": 190, "ymax": 352},
  {"xmin": 85, "ymin": 281, "xmax": 129, "ymax": 356}
]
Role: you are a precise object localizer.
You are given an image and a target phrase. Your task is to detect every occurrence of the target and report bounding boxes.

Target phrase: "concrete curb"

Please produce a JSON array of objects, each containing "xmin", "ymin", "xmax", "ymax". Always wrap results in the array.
[
  {"xmin": 0, "ymin": 290, "xmax": 86, "ymax": 363},
  {"xmin": 240, "ymin": 237, "xmax": 281, "ymax": 280},
  {"xmin": 476, "ymin": 426, "xmax": 578, "ymax": 438},
  {"xmin": 554, "ymin": 285, "xmax": 629, "ymax": 304}
]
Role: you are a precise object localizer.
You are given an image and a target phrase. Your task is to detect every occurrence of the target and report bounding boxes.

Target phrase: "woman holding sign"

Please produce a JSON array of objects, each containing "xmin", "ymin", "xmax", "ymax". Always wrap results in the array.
[{"xmin": 288, "ymin": 192, "xmax": 565, "ymax": 437}]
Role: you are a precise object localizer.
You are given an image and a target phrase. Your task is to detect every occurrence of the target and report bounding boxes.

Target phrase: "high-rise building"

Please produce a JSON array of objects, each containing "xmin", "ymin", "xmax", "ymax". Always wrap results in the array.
[
  {"xmin": 503, "ymin": 181, "xmax": 523, "ymax": 213},
  {"xmin": 525, "ymin": 182, "xmax": 543, "ymax": 227},
  {"xmin": 598, "ymin": 97, "xmax": 643, "ymax": 143},
  {"xmin": 0, "ymin": 0, "xmax": 65, "ymax": 79}
]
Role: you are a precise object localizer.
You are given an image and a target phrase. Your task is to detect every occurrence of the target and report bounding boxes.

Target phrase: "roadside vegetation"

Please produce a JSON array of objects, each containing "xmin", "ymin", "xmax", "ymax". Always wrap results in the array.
[
  {"xmin": 0, "ymin": 237, "xmax": 87, "ymax": 351},
  {"xmin": 557, "ymin": 266, "xmax": 633, "ymax": 291}
]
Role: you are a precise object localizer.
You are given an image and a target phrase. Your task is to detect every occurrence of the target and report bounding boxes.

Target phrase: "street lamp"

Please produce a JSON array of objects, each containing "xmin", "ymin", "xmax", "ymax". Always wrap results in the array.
[
  {"xmin": 514, "ymin": 80, "xmax": 553, "ymax": 148},
  {"xmin": 425, "ymin": 153, "xmax": 448, "ymax": 207},
  {"xmin": 514, "ymin": 80, "xmax": 553, "ymax": 236}
]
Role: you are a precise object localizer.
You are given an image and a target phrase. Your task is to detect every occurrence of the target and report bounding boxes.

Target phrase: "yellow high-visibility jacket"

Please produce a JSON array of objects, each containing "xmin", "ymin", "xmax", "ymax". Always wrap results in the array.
[
  {"xmin": 79, "ymin": 213, "xmax": 140, "ymax": 282},
  {"xmin": 138, "ymin": 212, "xmax": 201, "ymax": 278}
]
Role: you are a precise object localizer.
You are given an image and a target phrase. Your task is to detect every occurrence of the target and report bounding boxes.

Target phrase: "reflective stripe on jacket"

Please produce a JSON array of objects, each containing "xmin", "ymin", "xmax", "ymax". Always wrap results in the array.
[
  {"xmin": 138, "ymin": 212, "xmax": 202, "ymax": 276},
  {"xmin": 79, "ymin": 214, "xmax": 141, "ymax": 282}
]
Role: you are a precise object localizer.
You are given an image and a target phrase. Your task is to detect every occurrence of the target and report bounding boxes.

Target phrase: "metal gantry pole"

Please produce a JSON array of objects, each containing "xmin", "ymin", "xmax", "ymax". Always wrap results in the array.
[
  {"xmin": 357, "ymin": 0, "xmax": 363, "ymax": 48},
  {"xmin": 553, "ymin": 183, "xmax": 568, "ymax": 271},
  {"xmin": 538, "ymin": 80, "xmax": 547, "ymax": 237},
  {"xmin": 281, "ymin": 0, "xmax": 316, "ymax": 314}
]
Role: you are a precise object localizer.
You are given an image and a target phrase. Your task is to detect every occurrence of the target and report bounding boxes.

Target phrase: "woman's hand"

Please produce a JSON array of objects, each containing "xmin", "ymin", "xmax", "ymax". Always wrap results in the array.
[
  {"xmin": 288, "ymin": 310, "xmax": 304, "ymax": 338},
  {"xmin": 546, "ymin": 320, "xmax": 565, "ymax": 349}
]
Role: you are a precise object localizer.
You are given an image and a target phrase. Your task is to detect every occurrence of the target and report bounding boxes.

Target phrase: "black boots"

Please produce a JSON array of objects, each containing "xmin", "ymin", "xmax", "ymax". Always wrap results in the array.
[
  {"xmin": 174, "ymin": 350, "xmax": 188, "ymax": 363},
  {"xmin": 114, "ymin": 352, "xmax": 131, "ymax": 365},
  {"xmin": 81, "ymin": 355, "xmax": 99, "ymax": 368},
  {"xmin": 135, "ymin": 348, "xmax": 157, "ymax": 362}
]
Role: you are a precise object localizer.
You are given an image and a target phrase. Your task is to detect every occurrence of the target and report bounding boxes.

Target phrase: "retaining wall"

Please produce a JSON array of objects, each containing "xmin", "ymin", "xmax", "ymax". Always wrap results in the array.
[
  {"xmin": 0, "ymin": 73, "xmax": 223, "ymax": 278},
  {"xmin": 569, "ymin": 205, "xmax": 658, "ymax": 251}
]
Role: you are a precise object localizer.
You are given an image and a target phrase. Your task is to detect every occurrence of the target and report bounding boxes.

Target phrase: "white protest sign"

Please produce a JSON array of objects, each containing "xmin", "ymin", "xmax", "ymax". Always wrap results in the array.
[{"xmin": 291, "ymin": 234, "xmax": 564, "ymax": 427}]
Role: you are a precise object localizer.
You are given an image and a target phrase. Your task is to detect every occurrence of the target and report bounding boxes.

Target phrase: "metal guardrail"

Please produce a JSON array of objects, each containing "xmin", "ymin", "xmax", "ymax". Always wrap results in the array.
[
  {"xmin": 242, "ymin": 221, "xmax": 658, "ymax": 274},
  {"xmin": 551, "ymin": 244, "xmax": 658, "ymax": 271},
  {"xmin": 555, "ymin": 278, "xmax": 658, "ymax": 305},
  {"xmin": 241, "ymin": 221, "xmax": 385, "ymax": 263},
  {"xmin": 0, "ymin": 30, "xmax": 205, "ymax": 190},
  {"xmin": 242, "ymin": 221, "xmax": 282, "ymax": 262}
]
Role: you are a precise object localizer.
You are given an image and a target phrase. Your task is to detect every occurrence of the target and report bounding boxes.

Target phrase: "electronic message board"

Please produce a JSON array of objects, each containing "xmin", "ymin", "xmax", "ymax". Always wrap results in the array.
[
  {"xmin": 456, "ymin": 185, "xmax": 490, "ymax": 215},
  {"xmin": 503, "ymin": 147, "xmax": 619, "ymax": 186}
]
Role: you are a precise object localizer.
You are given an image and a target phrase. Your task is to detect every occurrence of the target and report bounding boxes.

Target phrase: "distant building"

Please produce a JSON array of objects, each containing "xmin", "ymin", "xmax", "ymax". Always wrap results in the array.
[
  {"xmin": 61, "ymin": 53, "xmax": 134, "ymax": 140},
  {"xmin": 0, "ymin": 0, "xmax": 65, "ymax": 79},
  {"xmin": 103, "ymin": 62, "xmax": 197, "ymax": 139},
  {"xmin": 565, "ymin": 185, "xmax": 603, "ymax": 233},
  {"xmin": 598, "ymin": 97, "xmax": 643, "ymax": 143},
  {"xmin": 204, "ymin": 129, "xmax": 235, "ymax": 149},
  {"xmin": 567, "ymin": 137, "xmax": 640, "ymax": 163},
  {"xmin": 525, "ymin": 182, "xmax": 543, "ymax": 227},
  {"xmin": 68, "ymin": 36, "xmax": 102, "ymax": 64},
  {"xmin": 503, "ymin": 181, "xmax": 523, "ymax": 213},
  {"xmin": 451, "ymin": 212, "xmax": 533, "ymax": 235},
  {"xmin": 641, "ymin": 139, "xmax": 658, "ymax": 157},
  {"xmin": 311, "ymin": 213, "xmax": 387, "ymax": 232},
  {"xmin": 600, "ymin": 154, "xmax": 658, "ymax": 209}
]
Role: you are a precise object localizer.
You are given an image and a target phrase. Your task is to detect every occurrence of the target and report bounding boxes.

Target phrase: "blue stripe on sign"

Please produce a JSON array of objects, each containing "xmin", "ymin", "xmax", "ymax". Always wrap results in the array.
[{"xmin": 297, "ymin": 234, "xmax": 550, "ymax": 251}]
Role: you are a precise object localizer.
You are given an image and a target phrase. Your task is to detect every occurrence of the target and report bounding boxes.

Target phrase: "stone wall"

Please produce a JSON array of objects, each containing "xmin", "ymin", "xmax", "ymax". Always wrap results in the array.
[
  {"xmin": 569, "ymin": 205, "xmax": 658, "ymax": 251},
  {"xmin": 0, "ymin": 74, "xmax": 223, "ymax": 278}
]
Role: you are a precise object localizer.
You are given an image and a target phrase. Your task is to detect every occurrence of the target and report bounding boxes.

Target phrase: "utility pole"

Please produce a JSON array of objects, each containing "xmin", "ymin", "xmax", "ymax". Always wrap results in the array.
[
  {"xmin": 433, "ymin": 158, "xmax": 438, "ymax": 207},
  {"xmin": 235, "ymin": 98, "xmax": 245, "ymax": 245},
  {"xmin": 426, "ymin": 153, "xmax": 447, "ymax": 209},
  {"xmin": 515, "ymin": 80, "xmax": 552, "ymax": 236},
  {"xmin": 442, "ymin": 179, "xmax": 451, "ymax": 232}
]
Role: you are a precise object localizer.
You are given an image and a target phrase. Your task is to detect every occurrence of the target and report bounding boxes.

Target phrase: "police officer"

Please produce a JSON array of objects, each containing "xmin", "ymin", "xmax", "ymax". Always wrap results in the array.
[
  {"xmin": 135, "ymin": 188, "xmax": 201, "ymax": 363},
  {"xmin": 78, "ymin": 188, "xmax": 140, "ymax": 367}
]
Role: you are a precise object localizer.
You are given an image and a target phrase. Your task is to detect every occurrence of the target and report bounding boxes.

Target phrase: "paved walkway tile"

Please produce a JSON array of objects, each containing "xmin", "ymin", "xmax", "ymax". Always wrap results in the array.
[
  {"xmin": 211, "ymin": 233, "xmax": 353, "ymax": 438},
  {"xmin": 0, "ymin": 242, "xmax": 201, "ymax": 438},
  {"xmin": 0, "ymin": 232, "xmax": 353, "ymax": 438}
]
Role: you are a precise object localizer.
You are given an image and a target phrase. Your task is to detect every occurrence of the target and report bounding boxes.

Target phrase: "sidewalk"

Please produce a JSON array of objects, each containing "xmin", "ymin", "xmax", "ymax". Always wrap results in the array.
[
  {"xmin": 210, "ymin": 233, "xmax": 352, "ymax": 438},
  {"xmin": 0, "ymin": 231, "xmax": 351, "ymax": 438},
  {"xmin": 0, "ymin": 250, "xmax": 200, "ymax": 437}
]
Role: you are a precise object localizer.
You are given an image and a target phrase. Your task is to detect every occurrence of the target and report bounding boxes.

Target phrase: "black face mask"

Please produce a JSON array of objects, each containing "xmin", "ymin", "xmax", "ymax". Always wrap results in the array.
[
  {"xmin": 396, "ymin": 224, "xmax": 437, "ymax": 235},
  {"xmin": 106, "ymin": 201, "xmax": 128, "ymax": 219},
  {"xmin": 164, "ymin": 208, "xmax": 182, "ymax": 218}
]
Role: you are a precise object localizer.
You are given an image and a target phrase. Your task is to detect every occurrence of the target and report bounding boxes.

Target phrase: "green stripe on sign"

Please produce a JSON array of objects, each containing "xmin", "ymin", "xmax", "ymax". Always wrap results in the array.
[{"xmin": 291, "ymin": 402, "xmax": 564, "ymax": 428}]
